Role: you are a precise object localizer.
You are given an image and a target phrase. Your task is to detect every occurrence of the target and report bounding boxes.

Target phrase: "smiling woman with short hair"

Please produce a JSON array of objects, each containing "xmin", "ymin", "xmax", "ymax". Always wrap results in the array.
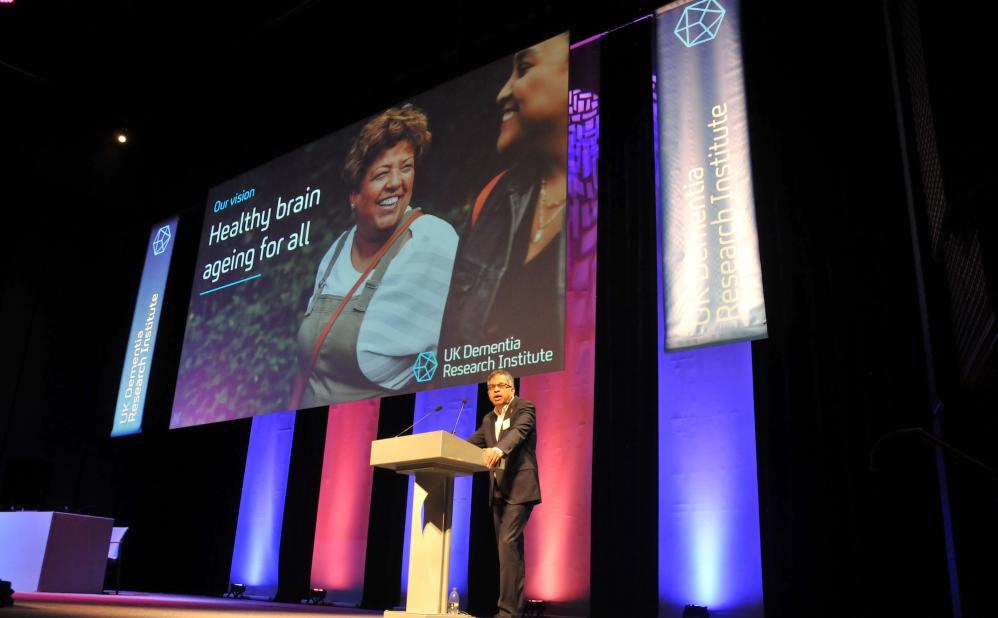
[{"xmin": 292, "ymin": 104, "xmax": 457, "ymax": 408}]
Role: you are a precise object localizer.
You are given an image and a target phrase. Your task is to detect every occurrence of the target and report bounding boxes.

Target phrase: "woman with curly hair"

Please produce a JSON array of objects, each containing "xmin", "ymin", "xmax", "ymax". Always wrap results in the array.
[{"xmin": 293, "ymin": 104, "xmax": 457, "ymax": 407}]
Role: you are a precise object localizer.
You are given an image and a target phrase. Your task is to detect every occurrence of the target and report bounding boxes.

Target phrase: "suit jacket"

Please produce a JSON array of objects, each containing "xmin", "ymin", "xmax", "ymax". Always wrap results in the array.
[{"xmin": 467, "ymin": 396, "xmax": 541, "ymax": 505}]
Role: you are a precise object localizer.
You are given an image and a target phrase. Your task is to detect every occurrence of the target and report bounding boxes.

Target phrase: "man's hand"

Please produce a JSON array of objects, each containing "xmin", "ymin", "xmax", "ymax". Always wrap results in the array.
[{"xmin": 483, "ymin": 446, "xmax": 504, "ymax": 469}]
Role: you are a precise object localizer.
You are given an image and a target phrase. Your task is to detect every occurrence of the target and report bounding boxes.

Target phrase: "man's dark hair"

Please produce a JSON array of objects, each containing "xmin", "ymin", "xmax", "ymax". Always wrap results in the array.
[{"xmin": 487, "ymin": 369, "xmax": 515, "ymax": 386}]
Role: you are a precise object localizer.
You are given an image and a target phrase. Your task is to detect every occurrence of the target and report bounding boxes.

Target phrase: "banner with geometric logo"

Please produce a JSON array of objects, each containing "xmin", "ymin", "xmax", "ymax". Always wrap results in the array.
[
  {"xmin": 656, "ymin": 0, "xmax": 767, "ymax": 350},
  {"xmin": 111, "ymin": 217, "xmax": 177, "ymax": 436}
]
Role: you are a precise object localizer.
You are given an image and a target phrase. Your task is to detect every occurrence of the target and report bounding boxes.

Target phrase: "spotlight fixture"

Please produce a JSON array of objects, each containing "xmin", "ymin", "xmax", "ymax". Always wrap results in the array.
[
  {"xmin": 306, "ymin": 588, "xmax": 326, "ymax": 604},
  {"xmin": 682, "ymin": 604, "xmax": 709, "ymax": 618},
  {"xmin": 524, "ymin": 599, "xmax": 546, "ymax": 617},
  {"xmin": 225, "ymin": 583, "xmax": 246, "ymax": 599}
]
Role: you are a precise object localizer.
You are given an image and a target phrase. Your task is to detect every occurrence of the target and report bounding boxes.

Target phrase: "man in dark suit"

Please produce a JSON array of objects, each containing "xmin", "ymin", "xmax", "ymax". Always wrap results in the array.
[{"xmin": 468, "ymin": 369, "xmax": 541, "ymax": 618}]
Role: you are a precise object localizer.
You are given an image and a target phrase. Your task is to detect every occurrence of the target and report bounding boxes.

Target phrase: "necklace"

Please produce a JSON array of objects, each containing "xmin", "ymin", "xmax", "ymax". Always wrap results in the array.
[{"xmin": 534, "ymin": 177, "xmax": 566, "ymax": 243}]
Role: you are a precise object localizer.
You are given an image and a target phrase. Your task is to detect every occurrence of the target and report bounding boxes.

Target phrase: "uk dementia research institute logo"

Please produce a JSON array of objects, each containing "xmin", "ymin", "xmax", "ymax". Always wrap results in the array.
[
  {"xmin": 152, "ymin": 225, "xmax": 172, "ymax": 255},
  {"xmin": 413, "ymin": 351, "xmax": 438, "ymax": 383},
  {"xmin": 675, "ymin": 0, "xmax": 726, "ymax": 48}
]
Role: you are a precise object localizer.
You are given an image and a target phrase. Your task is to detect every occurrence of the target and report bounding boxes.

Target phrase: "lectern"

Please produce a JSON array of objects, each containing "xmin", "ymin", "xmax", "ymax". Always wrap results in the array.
[{"xmin": 371, "ymin": 430, "xmax": 487, "ymax": 618}]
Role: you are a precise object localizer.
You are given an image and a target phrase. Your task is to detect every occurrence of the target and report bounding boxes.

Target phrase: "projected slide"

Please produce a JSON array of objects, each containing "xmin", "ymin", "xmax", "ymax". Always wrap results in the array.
[{"xmin": 171, "ymin": 33, "xmax": 569, "ymax": 428}]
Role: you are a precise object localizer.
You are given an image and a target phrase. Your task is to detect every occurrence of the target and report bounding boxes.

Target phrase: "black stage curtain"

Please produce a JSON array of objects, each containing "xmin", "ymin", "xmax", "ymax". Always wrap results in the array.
[
  {"xmin": 742, "ymin": 3, "xmax": 952, "ymax": 616},
  {"xmin": 361, "ymin": 393, "xmax": 414, "ymax": 610},
  {"xmin": 275, "ymin": 407, "xmax": 327, "ymax": 602},
  {"xmin": 590, "ymin": 16, "xmax": 660, "ymax": 618},
  {"xmin": 106, "ymin": 420, "xmax": 250, "ymax": 596}
]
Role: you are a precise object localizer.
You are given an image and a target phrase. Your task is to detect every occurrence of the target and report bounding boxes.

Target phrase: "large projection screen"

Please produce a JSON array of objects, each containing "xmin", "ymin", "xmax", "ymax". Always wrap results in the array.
[{"xmin": 171, "ymin": 33, "xmax": 569, "ymax": 428}]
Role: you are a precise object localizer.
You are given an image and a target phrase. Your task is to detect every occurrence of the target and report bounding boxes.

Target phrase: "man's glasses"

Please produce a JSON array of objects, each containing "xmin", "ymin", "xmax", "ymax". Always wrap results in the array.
[{"xmin": 488, "ymin": 383, "xmax": 512, "ymax": 391}]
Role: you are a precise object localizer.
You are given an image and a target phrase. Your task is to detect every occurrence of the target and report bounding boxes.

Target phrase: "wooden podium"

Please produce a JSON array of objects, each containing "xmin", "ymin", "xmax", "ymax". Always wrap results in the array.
[{"xmin": 371, "ymin": 430, "xmax": 487, "ymax": 618}]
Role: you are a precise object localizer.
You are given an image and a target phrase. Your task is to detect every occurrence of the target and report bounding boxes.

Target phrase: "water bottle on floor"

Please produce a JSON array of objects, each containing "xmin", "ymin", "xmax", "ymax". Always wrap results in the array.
[{"xmin": 447, "ymin": 587, "xmax": 460, "ymax": 614}]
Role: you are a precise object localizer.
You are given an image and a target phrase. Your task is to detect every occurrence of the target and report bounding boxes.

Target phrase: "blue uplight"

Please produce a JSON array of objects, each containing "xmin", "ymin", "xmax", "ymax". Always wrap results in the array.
[
  {"xmin": 656, "ymin": 342, "xmax": 764, "ymax": 615},
  {"xmin": 229, "ymin": 411, "xmax": 296, "ymax": 599}
]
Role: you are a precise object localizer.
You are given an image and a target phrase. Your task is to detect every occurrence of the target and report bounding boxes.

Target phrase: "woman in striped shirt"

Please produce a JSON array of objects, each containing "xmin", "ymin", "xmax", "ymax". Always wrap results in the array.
[{"xmin": 293, "ymin": 104, "xmax": 457, "ymax": 408}]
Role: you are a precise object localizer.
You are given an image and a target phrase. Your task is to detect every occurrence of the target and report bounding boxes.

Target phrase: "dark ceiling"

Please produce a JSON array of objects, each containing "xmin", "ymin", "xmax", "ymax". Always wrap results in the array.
[
  {"xmin": 2, "ymin": 1, "xmax": 655, "ymax": 226},
  {"xmin": 3, "ymin": 1, "xmax": 985, "ymax": 227}
]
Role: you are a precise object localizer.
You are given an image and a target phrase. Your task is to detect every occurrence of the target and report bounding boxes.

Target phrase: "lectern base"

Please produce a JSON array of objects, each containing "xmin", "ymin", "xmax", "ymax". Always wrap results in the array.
[{"xmin": 370, "ymin": 432, "xmax": 487, "ymax": 618}]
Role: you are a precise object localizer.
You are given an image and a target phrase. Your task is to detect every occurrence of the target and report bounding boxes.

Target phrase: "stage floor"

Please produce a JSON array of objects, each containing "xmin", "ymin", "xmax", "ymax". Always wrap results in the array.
[{"xmin": 6, "ymin": 591, "xmax": 387, "ymax": 618}]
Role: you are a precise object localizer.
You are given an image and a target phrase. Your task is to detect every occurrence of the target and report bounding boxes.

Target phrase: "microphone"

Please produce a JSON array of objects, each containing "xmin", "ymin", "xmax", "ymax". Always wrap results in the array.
[
  {"xmin": 451, "ymin": 397, "xmax": 469, "ymax": 435},
  {"xmin": 394, "ymin": 405, "xmax": 443, "ymax": 438}
]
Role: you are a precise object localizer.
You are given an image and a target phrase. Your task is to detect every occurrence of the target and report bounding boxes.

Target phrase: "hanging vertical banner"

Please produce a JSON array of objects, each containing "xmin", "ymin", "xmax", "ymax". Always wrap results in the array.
[
  {"xmin": 111, "ymin": 217, "xmax": 177, "ymax": 436},
  {"xmin": 656, "ymin": 0, "xmax": 767, "ymax": 350}
]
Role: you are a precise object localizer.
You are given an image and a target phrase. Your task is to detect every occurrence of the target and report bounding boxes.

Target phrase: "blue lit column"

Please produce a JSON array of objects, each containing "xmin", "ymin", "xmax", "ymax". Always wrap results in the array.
[
  {"xmin": 229, "ymin": 411, "xmax": 296, "ymax": 599},
  {"xmin": 657, "ymin": 343, "xmax": 764, "ymax": 618},
  {"xmin": 400, "ymin": 385, "xmax": 478, "ymax": 610}
]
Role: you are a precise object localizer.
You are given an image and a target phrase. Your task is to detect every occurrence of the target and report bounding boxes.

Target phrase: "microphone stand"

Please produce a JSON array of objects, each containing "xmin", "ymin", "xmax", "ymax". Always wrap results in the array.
[
  {"xmin": 394, "ymin": 405, "xmax": 443, "ymax": 438},
  {"xmin": 451, "ymin": 398, "xmax": 469, "ymax": 435}
]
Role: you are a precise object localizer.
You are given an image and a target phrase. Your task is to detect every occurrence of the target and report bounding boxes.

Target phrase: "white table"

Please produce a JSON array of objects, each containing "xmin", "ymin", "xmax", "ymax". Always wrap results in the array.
[{"xmin": 0, "ymin": 511, "xmax": 114, "ymax": 593}]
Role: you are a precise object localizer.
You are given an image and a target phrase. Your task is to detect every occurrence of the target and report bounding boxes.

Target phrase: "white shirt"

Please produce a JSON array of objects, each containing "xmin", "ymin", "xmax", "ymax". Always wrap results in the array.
[
  {"xmin": 312, "ymin": 211, "xmax": 458, "ymax": 389},
  {"xmin": 494, "ymin": 400, "xmax": 512, "ymax": 450}
]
